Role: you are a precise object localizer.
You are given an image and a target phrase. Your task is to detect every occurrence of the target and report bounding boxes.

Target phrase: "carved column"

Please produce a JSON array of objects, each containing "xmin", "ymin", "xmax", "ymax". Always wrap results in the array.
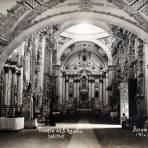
[
  {"xmin": 89, "ymin": 80, "xmax": 91, "ymax": 101},
  {"xmin": 14, "ymin": 69, "xmax": 18, "ymax": 105},
  {"xmin": 11, "ymin": 67, "xmax": 16, "ymax": 105},
  {"xmin": 16, "ymin": 70, "xmax": 22, "ymax": 105},
  {"xmin": 4, "ymin": 67, "xmax": 9, "ymax": 106},
  {"xmin": 74, "ymin": 77, "xmax": 77, "ymax": 99},
  {"xmin": 105, "ymin": 73, "xmax": 109, "ymax": 108},
  {"xmin": 7, "ymin": 68, "xmax": 12, "ymax": 106},
  {"xmin": 103, "ymin": 77, "xmax": 106, "ymax": 108},
  {"xmin": 65, "ymin": 76, "xmax": 69, "ymax": 101},
  {"xmin": 92, "ymin": 80, "xmax": 95, "ymax": 99},
  {"xmin": 37, "ymin": 35, "xmax": 46, "ymax": 109},
  {"xmin": 0, "ymin": 74, "xmax": 3, "ymax": 117},
  {"xmin": 99, "ymin": 79, "xmax": 103, "ymax": 102},
  {"xmin": 144, "ymin": 43, "xmax": 148, "ymax": 115},
  {"xmin": 77, "ymin": 79, "xmax": 80, "ymax": 101},
  {"xmin": 62, "ymin": 76, "xmax": 65, "ymax": 102},
  {"xmin": 50, "ymin": 51, "xmax": 53, "ymax": 74},
  {"xmin": 137, "ymin": 38, "xmax": 144, "ymax": 115},
  {"xmin": 58, "ymin": 72, "xmax": 63, "ymax": 105},
  {"xmin": 30, "ymin": 96, "xmax": 34, "ymax": 119},
  {"xmin": 108, "ymin": 65, "xmax": 116, "ymax": 103},
  {"xmin": 95, "ymin": 78, "xmax": 100, "ymax": 101}
]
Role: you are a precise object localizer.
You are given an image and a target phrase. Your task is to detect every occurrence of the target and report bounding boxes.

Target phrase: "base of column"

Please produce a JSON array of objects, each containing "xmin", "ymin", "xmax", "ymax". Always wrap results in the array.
[
  {"xmin": 0, "ymin": 117, "xmax": 24, "ymax": 130},
  {"xmin": 144, "ymin": 118, "xmax": 148, "ymax": 128},
  {"xmin": 24, "ymin": 118, "xmax": 38, "ymax": 129}
]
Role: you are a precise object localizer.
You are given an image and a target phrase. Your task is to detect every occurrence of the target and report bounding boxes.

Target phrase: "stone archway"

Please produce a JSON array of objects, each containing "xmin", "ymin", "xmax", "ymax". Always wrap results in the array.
[
  {"xmin": 57, "ymin": 19, "xmax": 112, "ymax": 36},
  {"xmin": 1, "ymin": 8, "xmax": 148, "ymax": 72}
]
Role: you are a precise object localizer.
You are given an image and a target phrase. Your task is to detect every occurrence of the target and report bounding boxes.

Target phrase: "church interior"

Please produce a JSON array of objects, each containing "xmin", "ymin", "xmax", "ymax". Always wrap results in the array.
[{"xmin": 0, "ymin": 0, "xmax": 148, "ymax": 147}]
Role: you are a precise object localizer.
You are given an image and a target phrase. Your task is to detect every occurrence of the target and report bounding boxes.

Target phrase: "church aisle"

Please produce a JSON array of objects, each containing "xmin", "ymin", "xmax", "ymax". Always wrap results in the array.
[
  {"xmin": 0, "ymin": 120, "xmax": 148, "ymax": 148},
  {"xmin": 67, "ymin": 120, "xmax": 101, "ymax": 148}
]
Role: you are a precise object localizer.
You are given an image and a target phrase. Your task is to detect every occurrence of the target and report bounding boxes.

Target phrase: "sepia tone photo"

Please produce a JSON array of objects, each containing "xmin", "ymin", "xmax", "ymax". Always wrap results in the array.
[{"xmin": 0, "ymin": 0, "xmax": 148, "ymax": 147}]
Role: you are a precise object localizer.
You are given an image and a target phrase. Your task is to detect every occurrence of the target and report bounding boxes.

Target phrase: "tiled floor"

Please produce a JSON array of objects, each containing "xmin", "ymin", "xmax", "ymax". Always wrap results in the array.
[{"xmin": 0, "ymin": 120, "xmax": 148, "ymax": 148}]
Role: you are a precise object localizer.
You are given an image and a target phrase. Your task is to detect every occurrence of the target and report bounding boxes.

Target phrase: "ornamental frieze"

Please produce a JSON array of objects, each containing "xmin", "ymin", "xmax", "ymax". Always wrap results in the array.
[{"xmin": 0, "ymin": 0, "xmax": 148, "ymax": 46}]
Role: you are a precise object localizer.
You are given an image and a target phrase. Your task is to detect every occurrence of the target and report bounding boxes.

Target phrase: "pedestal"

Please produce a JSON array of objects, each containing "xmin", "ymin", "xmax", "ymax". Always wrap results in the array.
[{"xmin": 0, "ymin": 117, "xmax": 24, "ymax": 130}]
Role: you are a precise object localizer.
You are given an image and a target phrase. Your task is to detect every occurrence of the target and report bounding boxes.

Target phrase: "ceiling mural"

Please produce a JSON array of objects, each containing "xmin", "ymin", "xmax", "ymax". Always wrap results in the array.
[
  {"xmin": 0, "ymin": 0, "xmax": 148, "ymax": 46},
  {"xmin": 110, "ymin": 0, "xmax": 148, "ymax": 31},
  {"xmin": 0, "ymin": 0, "xmax": 148, "ymax": 72}
]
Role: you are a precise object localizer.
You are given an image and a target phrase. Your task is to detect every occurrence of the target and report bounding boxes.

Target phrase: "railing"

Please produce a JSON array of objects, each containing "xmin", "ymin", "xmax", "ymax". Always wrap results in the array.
[{"xmin": 1, "ymin": 106, "xmax": 22, "ymax": 118}]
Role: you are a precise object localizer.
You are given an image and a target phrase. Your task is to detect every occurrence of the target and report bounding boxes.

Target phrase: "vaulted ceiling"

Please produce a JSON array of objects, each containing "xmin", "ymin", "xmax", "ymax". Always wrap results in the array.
[
  {"xmin": 0, "ymin": 0, "xmax": 148, "ymax": 72},
  {"xmin": 0, "ymin": 0, "xmax": 148, "ymax": 42}
]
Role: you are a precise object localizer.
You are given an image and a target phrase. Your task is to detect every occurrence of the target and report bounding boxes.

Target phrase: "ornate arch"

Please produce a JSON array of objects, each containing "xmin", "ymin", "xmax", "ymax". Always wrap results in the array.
[
  {"xmin": 60, "ymin": 48, "xmax": 108, "ymax": 72},
  {"xmin": 57, "ymin": 38, "xmax": 112, "ymax": 66},
  {"xmin": 57, "ymin": 19, "xmax": 112, "ymax": 36},
  {"xmin": 0, "ymin": 3, "xmax": 148, "ymax": 71}
]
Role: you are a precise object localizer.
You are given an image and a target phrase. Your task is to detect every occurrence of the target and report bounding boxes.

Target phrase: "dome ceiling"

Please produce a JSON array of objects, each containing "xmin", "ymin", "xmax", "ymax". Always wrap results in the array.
[
  {"xmin": 65, "ymin": 23, "xmax": 106, "ymax": 35},
  {"xmin": 61, "ymin": 41, "xmax": 108, "ymax": 73},
  {"xmin": 60, "ymin": 23, "xmax": 109, "ymax": 39}
]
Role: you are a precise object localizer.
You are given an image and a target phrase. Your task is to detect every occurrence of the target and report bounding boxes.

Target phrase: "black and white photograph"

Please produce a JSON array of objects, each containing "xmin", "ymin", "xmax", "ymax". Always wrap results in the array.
[{"xmin": 0, "ymin": 0, "xmax": 148, "ymax": 147}]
